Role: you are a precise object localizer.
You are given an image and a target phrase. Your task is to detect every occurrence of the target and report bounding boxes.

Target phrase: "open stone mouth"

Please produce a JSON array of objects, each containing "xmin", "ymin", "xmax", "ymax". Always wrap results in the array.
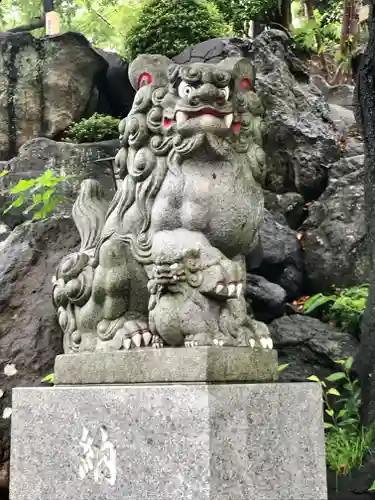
[{"xmin": 175, "ymin": 108, "xmax": 234, "ymax": 128}]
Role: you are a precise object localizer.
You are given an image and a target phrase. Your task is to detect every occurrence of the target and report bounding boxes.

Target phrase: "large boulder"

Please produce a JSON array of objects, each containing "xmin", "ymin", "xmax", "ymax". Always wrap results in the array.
[
  {"xmin": 0, "ymin": 137, "xmax": 118, "ymax": 228},
  {"xmin": 174, "ymin": 31, "xmax": 340, "ymax": 202},
  {"xmin": 0, "ymin": 31, "xmax": 107, "ymax": 160},
  {"xmin": 0, "ymin": 217, "xmax": 80, "ymax": 494},
  {"xmin": 269, "ymin": 314, "xmax": 359, "ymax": 382},
  {"xmin": 94, "ymin": 49, "xmax": 135, "ymax": 118},
  {"xmin": 250, "ymin": 210, "xmax": 305, "ymax": 301},
  {"xmin": 302, "ymin": 156, "xmax": 368, "ymax": 293}
]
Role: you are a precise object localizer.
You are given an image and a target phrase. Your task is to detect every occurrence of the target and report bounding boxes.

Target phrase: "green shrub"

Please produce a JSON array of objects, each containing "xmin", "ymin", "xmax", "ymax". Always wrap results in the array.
[
  {"xmin": 63, "ymin": 113, "xmax": 120, "ymax": 144},
  {"xmin": 303, "ymin": 284, "xmax": 369, "ymax": 336},
  {"xmin": 214, "ymin": 0, "xmax": 278, "ymax": 34},
  {"xmin": 308, "ymin": 358, "xmax": 374, "ymax": 476},
  {"xmin": 125, "ymin": 0, "xmax": 232, "ymax": 60}
]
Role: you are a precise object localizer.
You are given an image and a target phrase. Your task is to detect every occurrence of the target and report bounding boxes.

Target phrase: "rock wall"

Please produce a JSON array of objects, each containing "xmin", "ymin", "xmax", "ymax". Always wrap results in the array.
[{"xmin": 0, "ymin": 31, "xmax": 107, "ymax": 160}]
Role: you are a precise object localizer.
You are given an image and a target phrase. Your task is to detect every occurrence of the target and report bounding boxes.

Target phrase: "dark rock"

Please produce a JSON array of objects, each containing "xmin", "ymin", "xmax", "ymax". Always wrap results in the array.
[
  {"xmin": 247, "ymin": 30, "xmax": 340, "ymax": 201},
  {"xmin": 269, "ymin": 315, "xmax": 359, "ymax": 382},
  {"xmin": 0, "ymin": 216, "xmax": 80, "ymax": 493},
  {"xmin": 264, "ymin": 190, "xmax": 307, "ymax": 229},
  {"xmin": 302, "ymin": 164, "xmax": 368, "ymax": 293},
  {"xmin": 94, "ymin": 49, "xmax": 135, "ymax": 118},
  {"xmin": 0, "ymin": 31, "xmax": 107, "ymax": 160},
  {"xmin": 0, "ymin": 137, "xmax": 118, "ymax": 228},
  {"xmin": 246, "ymin": 274, "xmax": 287, "ymax": 322},
  {"xmin": 251, "ymin": 210, "xmax": 305, "ymax": 301},
  {"xmin": 310, "ymin": 74, "xmax": 354, "ymax": 109}
]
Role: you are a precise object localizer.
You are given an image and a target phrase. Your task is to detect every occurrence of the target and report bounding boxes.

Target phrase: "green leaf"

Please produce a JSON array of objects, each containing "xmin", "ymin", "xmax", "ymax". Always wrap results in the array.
[
  {"xmin": 10, "ymin": 178, "xmax": 36, "ymax": 194},
  {"xmin": 335, "ymin": 359, "xmax": 346, "ymax": 365},
  {"xmin": 325, "ymin": 408, "xmax": 334, "ymax": 417},
  {"xmin": 324, "ymin": 422, "xmax": 334, "ymax": 429},
  {"xmin": 327, "ymin": 388, "xmax": 340, "ymax": 396},
  {"xmin": 369, "ymin": 480, "xmax": 375, "ymax": 491},
  {"xmin": 0, "ymin": 169, "xmax": 9, "ymax": 177},
  {"xmin": 303, "ymin": 294, "xmax": 335, "ymax": 314},
  {"xmin": 326, "ymin": 372, "xmax": 346, "ymax": 382},
  {"xmin": 345, "ymin": 357, "xmax": 353, "ymax": 370},
  {"xmin": 307, "ymin": 375, "xmax": 321, "ymax": 383},
  {"xmin": 337, "ymin": 409, "xmax": 346, "ymax": 418},
  {"xmin": 42, "ymin": 373, "xmax": 54, "ymax": 384},
  {"xmin": 278, "ymin": 363, "xmax": 289, "ymax": 372}
]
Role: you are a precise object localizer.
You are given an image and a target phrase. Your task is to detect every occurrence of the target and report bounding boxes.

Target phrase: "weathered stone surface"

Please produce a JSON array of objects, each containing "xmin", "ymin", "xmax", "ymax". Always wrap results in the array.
[
  {"xmin": 246, "ymin": 274, "xmax": 287, "ymax": 322},
  {"xmin": 302, "ymin": 163, "xmax": 368, "ymax": 292},
  {"xmin": 0, "ymin": 137, "xmax": 118, "ymax": 228},
  {"xmin": 250, "ymin": 210, "xmax": 304, "ymax": 301},
  {"xmin": 55, "ymin": 347, "xmax": 278, "ymax": 385},
  {"xmin": 269, "ymin": 315, "xmax": 359, "ymax": 382},
  {"xmin": 0, "ymin": 31, "xmax": 107, "ymax": 160},
  {"xmin": 10, "ymin": 383, "xmax": 327, "ymax": 500},
  {"xmin": 0, "ymin": 216, "xmax": 80, "ymax": 491}
]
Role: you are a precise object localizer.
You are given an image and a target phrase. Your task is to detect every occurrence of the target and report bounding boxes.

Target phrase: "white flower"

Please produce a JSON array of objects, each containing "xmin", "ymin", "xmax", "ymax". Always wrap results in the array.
[
  {"xmin": 2, "ymin": 407, "xmax": 12, "ymax": 419},
  {"xmin": 4, "ymin": 364, "xmax": 17, "ymax": 377}
]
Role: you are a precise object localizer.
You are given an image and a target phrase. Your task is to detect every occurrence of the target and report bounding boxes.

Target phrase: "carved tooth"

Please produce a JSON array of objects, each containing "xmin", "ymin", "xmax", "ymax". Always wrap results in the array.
[
  {"xmin": 236, "ymin": 283, "xmax": 243, "ymax": 298},
  {"xmin": 249, "ymin": 339, "xmax": 255, "ymax": 348},
  {"xmin": 193, "ymin": 341, "xmax": 198, "ymax": 347},
  {"xmin": 124, "ymin": 338, "xmax": 131, "ymax": 350},
  {"xmin": 224, "ymin": 113, "xmax": 233, "ymax": 128},
  {"xmin": 228, "ymin": 284, "xmax": 236, "ymax": 297},
  {"xmin": 176, "ymin": 111, "xmax": 188, "ymax": 124},
  {"xmin": 185, "ymin": 341, "xmax": 192, "ymax": 347},
  {"xmin": 132, "ymin": 333, "xmax": 142, "ymax": 347},
  {"xmin": 170, "ymin": 263, "xmax": 179, "ymax": 270},
  {"xmin": 218, "ymin": 340, "xmax": 224, "ymax": 347},
  {"xmin": 143, "ymin": 332, "xmax": 152, "ymax": 346},
  {"xmin": 260, "ymin": 337, "xmax": 268, "ymax": 349},
  {"xmin": 267, "ymin": 337, "xmax": 273, "ymax": 349},
  {"xmin": 215, "ymin": 284, "xmax": 224, "ymax": 294},
  {"xmin": 213, "ymin": 339, "xmax": 219, "ymax": 345}
]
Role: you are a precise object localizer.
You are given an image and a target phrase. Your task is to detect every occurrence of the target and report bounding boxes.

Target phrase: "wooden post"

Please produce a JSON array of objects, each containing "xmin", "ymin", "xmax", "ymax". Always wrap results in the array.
[{"xmin": 44, "ymin": 0, "xmax": 60, "ymax": 35}]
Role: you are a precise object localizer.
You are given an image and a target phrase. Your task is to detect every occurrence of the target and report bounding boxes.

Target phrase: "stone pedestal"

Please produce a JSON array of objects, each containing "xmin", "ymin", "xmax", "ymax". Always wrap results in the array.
[{"xmin": 9, "ymin": 348, "xmax": 327, "ymax": 500}]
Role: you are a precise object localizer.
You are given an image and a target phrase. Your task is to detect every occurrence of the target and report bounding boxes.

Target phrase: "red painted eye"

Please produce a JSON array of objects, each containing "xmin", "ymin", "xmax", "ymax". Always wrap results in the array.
[
  {"xmin": 240, "ymin": 78, "xmax": 252, "ymax": 90},
  {"xmin": 163, "ymin": 118, "xmax": 175, "ymax": 129},
  {"xmin": 137, "ymin": 72, "xmax": 153, "ymax": 88}
]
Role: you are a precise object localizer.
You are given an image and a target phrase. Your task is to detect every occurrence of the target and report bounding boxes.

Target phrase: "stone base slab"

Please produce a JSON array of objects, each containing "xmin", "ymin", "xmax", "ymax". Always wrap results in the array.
[
  {"xmin": 54, "ymin": 347, "xmax": 279, "ymax": 385},
  {"xmin": 10, "ymin": 383, "xmax": 327, "ymax": 500}
]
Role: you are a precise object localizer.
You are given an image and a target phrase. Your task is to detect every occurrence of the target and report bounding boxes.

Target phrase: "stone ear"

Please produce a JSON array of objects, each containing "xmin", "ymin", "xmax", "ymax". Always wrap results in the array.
[
  {"xmin": 231, "ymin": 58, "xmax": 256, "ymax": 93},
  {"xmin": 128, "ymin": 54, "xmax": 172, "ymax": 91}
]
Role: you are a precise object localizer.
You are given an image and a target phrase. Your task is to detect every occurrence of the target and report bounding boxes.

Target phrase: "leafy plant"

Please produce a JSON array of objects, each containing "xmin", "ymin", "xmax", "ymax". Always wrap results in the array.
[
  {"xmin": 125, "ymin": 0, "xmax": 232, "ymax": 60},
  {"xmin": 291, "ymin": 8, "xmax": 340, "ymax": 52},
  {"xmin": 308, "ymin": 358, "xmax": 374, "ymax": 476},
  {"xmin": 63, "ymin": 113, "xmax": 120, "ymax": 144},
  {"xmin": 3, "ymin": 169, "xmax": 74, "ymax": 220},
  {"xmin": 303, "ymin": 285, "xmax": 369, "ymax": 336},
  {"xmin": 41, "ymin": 373, "xmax": 55, "ymax": 385},
  {"xmin": 214, "ymin": 0, "xmax": 278, "ymax": 35}
]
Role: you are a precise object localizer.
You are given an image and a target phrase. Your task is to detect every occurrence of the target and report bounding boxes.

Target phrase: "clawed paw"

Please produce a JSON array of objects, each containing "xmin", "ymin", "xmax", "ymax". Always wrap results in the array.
[
  {"xmin": 214, "ymin": 281, "xmax": 243, "ymax": 298},
  {"xmin": 121, "ymin": 320, "xmax": 153, "ymax": 349},
  {"xmin": 152, "ymin": 334, "xmax": 164, "ymax": 348},
  {"xmin": 185, "ymin": 340, "xmax": 199, "ymax": 347},
  {"xmin": 248, "ymin": 336, "xmax": 273, "ymax": 349},
  {"xmin": 152, "ymin": 262, "xmax": 185, "ymax": 285}
]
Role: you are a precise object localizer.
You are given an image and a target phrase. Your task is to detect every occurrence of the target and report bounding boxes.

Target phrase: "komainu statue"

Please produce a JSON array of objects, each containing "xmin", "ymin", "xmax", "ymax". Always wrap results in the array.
[{"xmin": 52, "ymin": 53, "xmax": 274, "ymax": 353}]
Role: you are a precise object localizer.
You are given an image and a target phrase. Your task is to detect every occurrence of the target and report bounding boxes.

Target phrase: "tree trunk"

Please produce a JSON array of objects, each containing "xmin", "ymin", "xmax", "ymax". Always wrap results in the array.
[
  {"xmin": 304, "ymin": 0, "xmax": 328, "ymax": 76},
  {"xmin": 354, "ymin": 3, "xmax": 375, "ymax": 426},
  {"xmin": 334, "ymin": 0, "xmax": 361, "ymax": 83},
  {"xmin": 6, "ymin": 16, "xmax": 45, "ymax": 33},
  {"xmin": 279, "ymin": 0, "xmax": 291, "ymax": 28}
]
